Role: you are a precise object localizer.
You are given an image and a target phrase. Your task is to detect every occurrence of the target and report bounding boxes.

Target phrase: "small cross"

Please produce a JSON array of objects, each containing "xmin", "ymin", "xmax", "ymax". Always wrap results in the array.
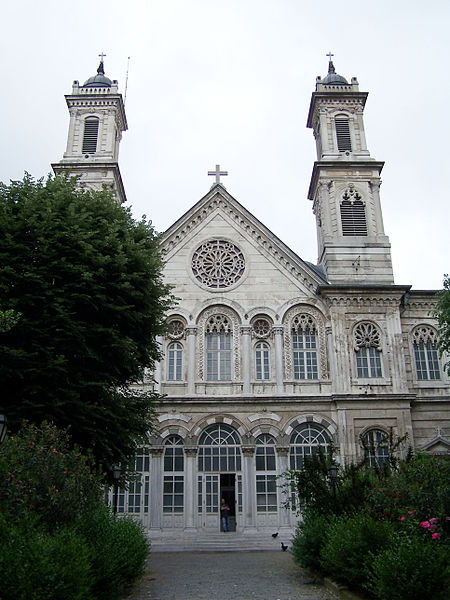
[
  {"xmin": 99, "ymin": 52, "xmax": 106, "ymax": 63},
  {"xmin": 208, "ymin": 164, "xmax": 228, "ymax": 185},
  {"xmin": 326, "ymin": 51, "xmax": 334, "ymax": 61}
]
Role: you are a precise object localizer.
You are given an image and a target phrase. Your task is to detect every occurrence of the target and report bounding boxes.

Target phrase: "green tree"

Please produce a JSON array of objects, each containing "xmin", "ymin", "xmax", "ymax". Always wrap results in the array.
[
  {"xmin": 434, "ymin": 274, "xmax": 450, "ymax": 375},
  {"xmin": 0, "ymin": 175, "xmax": 173, "ymax": 470}
]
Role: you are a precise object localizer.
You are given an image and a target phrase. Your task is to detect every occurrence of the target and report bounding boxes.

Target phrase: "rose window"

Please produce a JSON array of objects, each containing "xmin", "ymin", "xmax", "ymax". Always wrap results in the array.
[
  {"xmin": 252, "ymin": 318, "xmax": 271, "ymax": 338},
  {"xmin": 167, "ymin": 319, "xmax": 185, "ymax": 339},
  {"xmin": 191, "ymin": 240, "xmax": 245, "ymax": 289}
]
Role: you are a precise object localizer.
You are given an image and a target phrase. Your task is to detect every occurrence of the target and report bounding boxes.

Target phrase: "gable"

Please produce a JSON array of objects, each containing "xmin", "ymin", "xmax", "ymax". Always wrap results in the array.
[{"xmin": 162, "ymin": 184, "xmax": 327, "ymax": 296}]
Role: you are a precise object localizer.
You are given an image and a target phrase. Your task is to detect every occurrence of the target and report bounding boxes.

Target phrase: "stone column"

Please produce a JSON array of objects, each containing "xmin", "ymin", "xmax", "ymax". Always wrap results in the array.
[
  {"xmin": 241, "ymin": 326, "xmax": 252, "ymax": 395},
  {"xmin": 326, "ymin": 326, "xmax": 337, "ymax": 392},
  {"xmin": 186, "ymin": 327, "xmax": 197, "ymax": 395},
  {"xmin": 184, "ymin": 447, "xmax": 198, "ymax": 532},
  {"xmin": 273, "ymin": 326, "xmax": 284, "ymax": 394},
  {"xmin": 149, "ymin": 447, "xmax": 163, "ymax": 532},
  {"xmin": 154, "ymin": 335, "xmax": 163, "ymax": 394},
  {"xmin": 242, "ymin": 446, "xmax": 257, "ymax": 532},
  {"xmin": 276, "ymin": 446, "xmax": 292, "ymax": 530}
]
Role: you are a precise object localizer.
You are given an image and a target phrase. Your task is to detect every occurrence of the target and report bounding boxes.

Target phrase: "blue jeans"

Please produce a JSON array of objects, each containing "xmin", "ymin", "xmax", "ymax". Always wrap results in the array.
[{"xmin": 222, "ymin": 516, "xmax": 230, "ymax": 531}]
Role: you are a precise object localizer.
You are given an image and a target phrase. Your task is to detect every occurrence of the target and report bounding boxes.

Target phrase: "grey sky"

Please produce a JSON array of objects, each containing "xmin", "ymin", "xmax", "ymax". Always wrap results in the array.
[{"xmin": 2, "ymin": 0, "xmax": 449, "ymax": 289}]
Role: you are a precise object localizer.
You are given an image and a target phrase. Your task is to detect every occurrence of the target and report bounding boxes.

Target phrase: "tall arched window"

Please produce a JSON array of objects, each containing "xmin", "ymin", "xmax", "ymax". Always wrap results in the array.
[
  {"xmin": 335, "ymin": 116, "xmax": 352, "ymax": 152},
  {"xmin": 412, "ymin": 326, "xmax": 440, "ymax": 380},
  {"xmin": 362, "ymin": 429, "xmax": 389, "ymax": 467},
  {"xmin": 340, "ymin": 188, "xmax": 367, "ymax": 236},
  {"xmin": 167, "ymin": 342, "xmax": 183, "ymax": 380},
  {"xmin": 291, "ymin": 314, "xmax": 318, "ymax": 380},
  {"xmin": 205, "ymin": 315, "xmax": 232, "ymax": 380},
  {"xmin": 255, "ymin": 342, "xmax": 270, "ymax": 380},
  {"xmin": 163, "ymin": 436, "xmax": 184, "ymax": 513},
  {"xmin": 290, "ymin": 423, "xmax": 331, "ymax": 470},
  {"xmin": 255, "ymin": 435, "xmax": 277, "ymax": 512},
  {"xmin": 198, "ymin": 424, "xmax": 241, "ymax": 472},
  {"xmin": 354, "ymin": 322, "xmax": 382, "ymax": 378},
  {"xmin": 82, "ymin": 117, "xmax": 99, "ymax": 153}
]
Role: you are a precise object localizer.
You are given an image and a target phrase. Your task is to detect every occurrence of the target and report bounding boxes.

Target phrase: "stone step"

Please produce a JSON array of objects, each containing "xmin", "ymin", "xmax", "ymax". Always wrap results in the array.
[{"xmin": 148, "ymin": 531, "xmax": 294, "ymax": 553}]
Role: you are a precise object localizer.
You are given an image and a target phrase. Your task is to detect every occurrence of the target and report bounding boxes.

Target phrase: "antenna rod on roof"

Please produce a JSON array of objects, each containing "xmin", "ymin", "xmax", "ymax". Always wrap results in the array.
[{"xmin": 124, "ymin": 56, "xmax": 131, "ymax": 104}]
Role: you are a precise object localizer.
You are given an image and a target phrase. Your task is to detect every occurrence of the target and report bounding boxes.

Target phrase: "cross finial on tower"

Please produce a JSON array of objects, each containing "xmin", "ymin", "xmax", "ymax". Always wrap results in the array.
[
  {"xmin": 98, "ymin": 53, "xmax": 106, "ymax": 75},
  {"xmin": 326, "ymin": 51, "xmax": 336, "ymax": 74},
  {"xmin": 208, "ymin": 164, "xmax": 228, "ymax": 186}
]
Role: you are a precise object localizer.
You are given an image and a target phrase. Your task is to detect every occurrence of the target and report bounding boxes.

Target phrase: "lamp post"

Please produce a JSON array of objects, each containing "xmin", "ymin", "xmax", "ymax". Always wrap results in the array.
[
  {"xmin": 112, "ymin": 464, "xmax": 122, "ymax": 514},
  {"xmin": 329, "ymin": 464, "xmax": 338, "ymax": 515},
  {"xmin": 0, "ymin": 409, "xmax": 7, "ymax": 444}
]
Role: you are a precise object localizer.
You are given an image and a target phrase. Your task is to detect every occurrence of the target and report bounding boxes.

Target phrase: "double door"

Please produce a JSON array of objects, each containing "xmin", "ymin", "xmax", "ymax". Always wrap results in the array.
[{"xmin": 198, "ymin": 473, "xmax": 242, "ymax": 531}]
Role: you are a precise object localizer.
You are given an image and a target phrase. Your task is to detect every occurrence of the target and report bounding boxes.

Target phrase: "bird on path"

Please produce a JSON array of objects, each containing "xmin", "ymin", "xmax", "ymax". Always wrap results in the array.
[
  {"xmin": 281, "ymin": 542, "xmax": 288, "ymax": 551},
  {"xmin": 272, "ymin": 532, "xmax": 279, "ymax": 538}
]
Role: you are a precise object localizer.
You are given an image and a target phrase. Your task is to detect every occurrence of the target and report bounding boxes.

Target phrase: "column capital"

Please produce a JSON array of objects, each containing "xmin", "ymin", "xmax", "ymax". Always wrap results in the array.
[
  {"xmin": 273, "ymin": 325, "xmax": 284, "ymax": 335},
  {"xmin": 240, "ymin": 325, "xmax": 252, "ymax": 336},
  {"xmin": 149, "ymin": 446, "xmax": 164, "ymax": 456},
  {"xmin": 276, "ymin": 446, "xmax": 290, "ymax": 456},
  {"xmin": 185, "ymin": 326, "xmax": 198, "ymax": 337},
  {"xmin": 241, "ymin": 445, "xmax": 256, "ymax": 456},
  {"xmin": 184, "ymin": 447, "xmax": 198, "ymax": 457}
]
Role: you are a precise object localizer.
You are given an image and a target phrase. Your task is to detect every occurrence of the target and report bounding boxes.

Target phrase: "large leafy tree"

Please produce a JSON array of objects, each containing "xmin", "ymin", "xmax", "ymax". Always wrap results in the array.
[
  {"xmin": 0, "ymin": 175, "xmax": 173, "ymax": 470},
  {"xmin": 434, "ymin": 275, "xmax": 450, "ymax": 375}
]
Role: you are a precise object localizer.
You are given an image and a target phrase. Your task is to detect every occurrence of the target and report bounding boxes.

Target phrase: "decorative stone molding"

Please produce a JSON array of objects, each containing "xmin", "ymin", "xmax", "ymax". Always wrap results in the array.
[
  {"xmin": 162, "ymin": 192, "xmax": 319, "ymax": 291},
  {"xmin": 184, "ymin": 447, "xmax": 198, "ymax": 457},
  {"xmin": 275, "ymin": 446, "xmax": 289, "ymax": 456},
  {"xmin": 241, "ymin": 446, "xmax": 256, "ymax": 456},
  {"xmin": 283, "ymin": 305, "xmax": 328, "ymax": 379},
  {"xmin": 197, "ymin": 306, "xmax": 241, "ymax": 380},
  {"xmin": 324, "ymin": 296, "xmax": 402, "ymax": 308},
  {"xmin": 285, "ymin": 415, "xmax": 337, "ymax": 438}
]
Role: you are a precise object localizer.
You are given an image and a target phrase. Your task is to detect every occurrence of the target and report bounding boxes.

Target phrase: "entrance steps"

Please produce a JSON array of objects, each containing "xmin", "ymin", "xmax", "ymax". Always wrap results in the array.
[{"xmin": 148, "ymin": 529, "xmax": 295, "ymax": 553}]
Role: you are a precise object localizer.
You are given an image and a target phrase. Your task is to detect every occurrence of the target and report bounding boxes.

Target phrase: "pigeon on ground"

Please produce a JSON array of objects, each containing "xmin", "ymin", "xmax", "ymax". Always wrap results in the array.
[
  {"xmin": 272, "ymin": 532, "xmax": 279, "ymax": 538},
  {"xmin": 281, "ymin": 542, "xmax": 288, "ymax": 551}
]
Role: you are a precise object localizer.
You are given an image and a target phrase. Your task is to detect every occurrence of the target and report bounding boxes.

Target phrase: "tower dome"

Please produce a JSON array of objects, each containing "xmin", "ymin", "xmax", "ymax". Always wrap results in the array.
[
  {"xmin": 83, "ymin": 60, "xmax": 112, "ymax": 88},
  {"xmin": 322, "ymin": 59, "xmax": 348, "ymax": 85}
]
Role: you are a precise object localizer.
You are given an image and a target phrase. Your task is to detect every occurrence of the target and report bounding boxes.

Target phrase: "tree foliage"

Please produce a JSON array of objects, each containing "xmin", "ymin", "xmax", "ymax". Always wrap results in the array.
[
  {"xmin": 0, "ymin": 175, "xmax": 173, "ymax": 469},
  {"xmin": 434, "ymin": 274, "xmax": 450, "ymax": 375}
]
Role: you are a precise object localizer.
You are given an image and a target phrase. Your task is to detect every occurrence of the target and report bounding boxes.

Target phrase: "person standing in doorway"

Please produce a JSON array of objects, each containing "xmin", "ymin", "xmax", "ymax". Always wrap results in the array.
[{"xmin": 221, "ymin": 498, "xmax": 230, "ymax": 532}]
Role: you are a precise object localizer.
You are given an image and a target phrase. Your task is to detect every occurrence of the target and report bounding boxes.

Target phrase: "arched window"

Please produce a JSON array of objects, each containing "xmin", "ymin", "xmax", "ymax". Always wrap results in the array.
[
  {"xmin": 335, "ymin": 116, "xmax": 352, "ymax": 152},
  {"xmin": 340, "ymin": 188, "xmax": 367, "ymax": 236},
  {"xmin": 290, "ymin": 423, "xmax": 331, "ymax": 470},
  {"xmin": 291, "ymin": 314, "xmax": 318, "ymax": 380},
  {"xmin": 255, "ymin": 342, "xmax": 270, "ymax": 380},
  {"xmin": 362, "ymin": 429, "xmax": 389, "ymax": 467},
  {"xmin": 163, "ymin": 436, "xmax": 184, "ymax": 513},
  {"xmin": 205, "ymin": 315, "xmax": 232, "ymax": 381},
  {"xmin": 82, "ymin": 117, "xmax": 99, "ymax": 154},
  {"xmin": 198, "ymin": 424, "xmax": 241, "ymax": 472},
  {"xmin": 354, "ymin": 322, "xmax": 382, "ymax": 378},
  {"xmin": 255, "ymin": 435, "xmax": 277, "ymax": 512},
  {"xmin": 167, "ymin": 342, "xmax": 183, "ymax": 381},
  {"xmin": 412, "ymin": 326, "xmax": 440, "ymax": 380}
]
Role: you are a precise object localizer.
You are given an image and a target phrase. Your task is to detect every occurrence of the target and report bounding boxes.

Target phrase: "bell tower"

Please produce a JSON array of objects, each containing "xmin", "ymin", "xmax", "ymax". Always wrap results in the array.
[
  {"xmin": 52, "ymin": 57, "xmax": 128, "ymax": 204},
  {"xmin": 307, "ymin": 58, "xmax": 394, "ymax": 284}
]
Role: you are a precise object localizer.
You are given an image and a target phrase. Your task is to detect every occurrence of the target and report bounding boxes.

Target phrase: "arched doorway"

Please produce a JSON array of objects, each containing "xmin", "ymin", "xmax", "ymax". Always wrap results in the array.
[{"xmin": 197, "ymin": 424, "xmax": 242, "ymax": 531}]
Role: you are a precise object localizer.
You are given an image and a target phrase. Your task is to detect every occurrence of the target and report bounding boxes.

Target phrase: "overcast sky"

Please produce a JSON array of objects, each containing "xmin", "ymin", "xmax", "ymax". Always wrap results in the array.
[{"xmin": 2, "ymin": 0, "xmax": 449, "ymax": 290}]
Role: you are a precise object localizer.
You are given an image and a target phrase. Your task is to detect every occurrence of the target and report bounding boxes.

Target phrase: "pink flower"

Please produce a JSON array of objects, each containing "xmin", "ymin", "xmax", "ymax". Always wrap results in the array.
[
  {"xmin": 431, "ymin": 532, "xmax": 440, "ymax": 540},
  {"xmin": 419, "ymin": 521, "xmax": 431, "ymax": 529},
  {"xmin": 408, "ymin": 510, "xmax": 414, "ymax": 515},
  {"xmin": 429, "ymin": 518, "xmax": 438, "ymax": 525},
  {"xmin": 400, "ymin": 516, "xmax": 406, "ymax": 521}
]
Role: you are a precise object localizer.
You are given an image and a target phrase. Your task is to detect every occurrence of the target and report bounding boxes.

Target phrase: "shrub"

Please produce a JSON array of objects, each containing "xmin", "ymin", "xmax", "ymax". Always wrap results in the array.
[
  {"xmin": 76, "ymin": 504, "xmax": 149, "ymax": 600},
  {"xmin": 368, "ymin": 534, "xmax": 450, "ymax": 600},
  {"xmin": 0, "ymin": 421, "xmax": 101, "ymax": 529},
  {"xmin": 291, "ymin": 509, "xmax": 334, "ymax": 572},
  {"xmin": 320, "ymin": 512, "xmax": 392, "ymax": 590},
  {"xmin": 0, "ymin": 514, "xmax": 91, "ymax": 600}
]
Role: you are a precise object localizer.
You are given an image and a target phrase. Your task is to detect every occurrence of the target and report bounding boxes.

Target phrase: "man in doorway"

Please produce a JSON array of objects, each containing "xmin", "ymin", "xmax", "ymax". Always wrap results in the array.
[{"xmin": 221, "ymin": 498, "xmax": 230, "ymax": 532}]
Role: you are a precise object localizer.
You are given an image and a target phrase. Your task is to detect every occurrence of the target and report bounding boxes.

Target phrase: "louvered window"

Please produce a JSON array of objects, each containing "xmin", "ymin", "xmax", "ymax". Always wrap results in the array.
[
  {"xmin": 335, "ymin": 117, "xmax": 352, "ymax": 152},
  {"xmin": 340, "ymin": 200, "xmax": 367, "ymax": 236},
  {"xmin": 82, "ymin": 117, "xmax": 99, "ymax": 153}
]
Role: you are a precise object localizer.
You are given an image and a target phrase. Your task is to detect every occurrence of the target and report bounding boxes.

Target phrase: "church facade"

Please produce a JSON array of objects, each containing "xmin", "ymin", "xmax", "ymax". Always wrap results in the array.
[{"xmin": 54, "ymin": 59, "xmax": 450, "ymax": 539}]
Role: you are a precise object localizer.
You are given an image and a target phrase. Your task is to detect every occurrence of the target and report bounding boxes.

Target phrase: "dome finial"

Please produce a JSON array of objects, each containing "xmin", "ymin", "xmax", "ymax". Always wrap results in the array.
[
  {"xmin": 326, "ymin": 51, "xmax": 336, "ymax": 74},
  {"xmin": 97, "ymin": 52, "xmax": 106, "ymax": 75}
]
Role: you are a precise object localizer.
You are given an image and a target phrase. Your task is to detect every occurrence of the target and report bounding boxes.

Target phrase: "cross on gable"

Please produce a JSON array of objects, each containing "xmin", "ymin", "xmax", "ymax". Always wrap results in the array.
[{"xmin": 208, "ymin": 164, "xmax": 228, "ymax": 185}]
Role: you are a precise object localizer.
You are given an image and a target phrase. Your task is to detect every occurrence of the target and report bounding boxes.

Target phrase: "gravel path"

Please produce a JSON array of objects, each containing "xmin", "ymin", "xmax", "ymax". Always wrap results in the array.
[{"xmin": 126, "ymin": 550, "xmax": 338, "ymax": 600}]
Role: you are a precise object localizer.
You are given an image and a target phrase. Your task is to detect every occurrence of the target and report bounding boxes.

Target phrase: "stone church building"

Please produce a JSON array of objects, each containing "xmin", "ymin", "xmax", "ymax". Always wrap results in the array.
[{"xmin": 53, "ymin": 59, "xmax": 449, "ymax": 544}]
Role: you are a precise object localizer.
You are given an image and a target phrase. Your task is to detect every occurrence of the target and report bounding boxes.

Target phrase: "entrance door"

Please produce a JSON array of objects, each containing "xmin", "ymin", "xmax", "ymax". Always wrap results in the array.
[{"xmin": 220, "ymin": 473, "xmax": 236, "ymax": 531}]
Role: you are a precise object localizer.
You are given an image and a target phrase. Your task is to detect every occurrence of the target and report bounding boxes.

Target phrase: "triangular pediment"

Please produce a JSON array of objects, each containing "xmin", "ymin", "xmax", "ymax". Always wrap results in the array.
[
  {"xmin": 421, "ymin": 436, "xmax": 450, "ymax": 455},
  {"xmin": 162, "ymin": 184, "xmax": 327, "ymax": 293}
]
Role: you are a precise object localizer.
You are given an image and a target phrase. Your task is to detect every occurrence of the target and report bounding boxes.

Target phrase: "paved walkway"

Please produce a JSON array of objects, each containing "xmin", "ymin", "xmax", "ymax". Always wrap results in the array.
[{"xmin": 126, "ymin": 550, "xmax": 338, "ymax": 600}]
